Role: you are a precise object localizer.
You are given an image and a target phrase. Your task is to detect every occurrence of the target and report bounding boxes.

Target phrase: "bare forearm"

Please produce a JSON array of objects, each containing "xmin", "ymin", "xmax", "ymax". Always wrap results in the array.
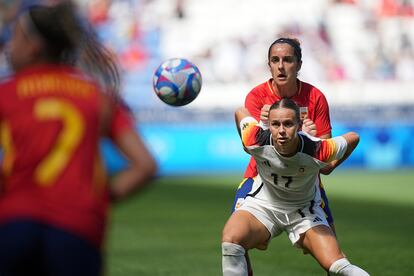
[
  {"xmin": 109, "ymin": 162, "xmax": 157, "ymax": 202},
  {"xmin": 320, "ymin": 132, "xmax": 359, "ymax": 175},
  {"xmin": 235, "ymin": 107, "xmax": 251, "ymax": 137},
  {"xmin": 110, "ymin": 130, "xmax": 158, "ymax": 202}
]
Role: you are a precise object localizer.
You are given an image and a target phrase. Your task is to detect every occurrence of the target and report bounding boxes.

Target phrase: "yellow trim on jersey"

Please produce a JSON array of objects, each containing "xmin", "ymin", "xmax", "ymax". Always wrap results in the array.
[
  {"xmin": 237, "ymin": 176, "xmax": 256, "ymax": 190},
  {"xmin": 237, "ymin": 178, "xmax": 248, "ymax": 189},
  {"xmin": 0, "ymin": 122, "xmax": 15, "ymax": 177}
]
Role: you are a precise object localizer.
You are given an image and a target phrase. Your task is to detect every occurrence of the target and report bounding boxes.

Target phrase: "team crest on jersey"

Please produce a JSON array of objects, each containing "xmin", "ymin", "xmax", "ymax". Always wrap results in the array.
[
  {"xmin": 235, "ymin": 198, "xmax": 245, "ymax": 210},
  {"xmin": 298, "ymin": 167, "xmax": 306, "ymax": 174},
  {"xmin": 299, "ymin": 106, "xmax": 308, "ymax": 120}
]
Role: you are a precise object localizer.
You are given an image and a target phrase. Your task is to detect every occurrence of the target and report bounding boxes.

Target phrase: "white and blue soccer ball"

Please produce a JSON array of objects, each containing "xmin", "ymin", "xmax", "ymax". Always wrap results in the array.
[{"xmin": 153, "ymin": 58, "xmax": 202, "ymax": 106}]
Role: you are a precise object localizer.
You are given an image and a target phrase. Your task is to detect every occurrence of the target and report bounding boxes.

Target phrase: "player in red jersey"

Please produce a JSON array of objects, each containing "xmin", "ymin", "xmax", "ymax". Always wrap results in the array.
[
  {"xmin": 0, "ymin": 2, "xmax": 157, "ymax": 275},
  {"xmin": 222, "ymin": 99, "xmax": 368, "ymax": 276},
  {"xmin": 230, "ymin": 38, "xmax": 334, "ymax": 275}
]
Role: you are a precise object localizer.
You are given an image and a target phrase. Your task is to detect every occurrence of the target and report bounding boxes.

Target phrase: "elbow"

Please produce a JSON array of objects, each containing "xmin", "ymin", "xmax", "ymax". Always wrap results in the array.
[
  {"xmin": 149, "ymin": 159, "xmax": 159, "ymax": 179},
  {"xmin": 235, "ymin": 107, "xmax": 249, "ymax": 122},
  {"xmin": 350, "ymin": 132, "xmax": 360, "ymax": 144},
  {"xmin": 130, "ymin": 155, "xmax": 158, "ymax": 184},
  {"xmin": 352, "ymin": 132, "xmax": 360, "ymax": 149},
  {"xmin": 109, "ymin": 155, "xmax": 158, "ymax": 203},
  {"xmin": 319, "ymin": 164, "xmax": 334, "ymax": 175},
  {"xmin": 346, "ymin": 131, "xmax": 360, "ymax": 148},
  {"xmin": 320, "ymin": 169, "xmax": 332, "ymax": 176},
  {"xmin": 143, "ymin": 157, "xmax": 159, "ymax": 180},
  {"xmin": 235, "ymin": 107, "xmax": 247, "ymax": 117}
]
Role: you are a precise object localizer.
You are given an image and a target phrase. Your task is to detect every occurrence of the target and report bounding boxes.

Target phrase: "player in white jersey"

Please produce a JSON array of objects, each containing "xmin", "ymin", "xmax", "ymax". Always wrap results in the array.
[{"xmin": 221, "ymin": 98, "xmax": 369, "ymax": 276}]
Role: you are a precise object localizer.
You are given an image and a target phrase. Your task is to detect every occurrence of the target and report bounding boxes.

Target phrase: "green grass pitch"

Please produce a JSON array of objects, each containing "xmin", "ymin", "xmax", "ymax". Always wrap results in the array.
[{"xmin": 106, "ymin": 170, "xmax": 414, "ymax": 276}]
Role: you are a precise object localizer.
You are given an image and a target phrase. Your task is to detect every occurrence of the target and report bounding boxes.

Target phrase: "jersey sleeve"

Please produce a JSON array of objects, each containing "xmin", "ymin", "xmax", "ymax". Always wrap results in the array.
[
  {"xmin": 239, "ymin": 117, "xmax": 263, "ymax": 149},
  {"xmin": 244, "ymin": 91, "xmax": 262, "ymax": 121},
  {"xmin": 314, "ymin": 92, "xmax": 332, "ymax": 137},
  {"xmin": 316, "ymin": 136, "xmax": 348, "ymax": 163},
  {"xmin": 109, "ymin": 103, "xmax": 135, "ymax": 139}
]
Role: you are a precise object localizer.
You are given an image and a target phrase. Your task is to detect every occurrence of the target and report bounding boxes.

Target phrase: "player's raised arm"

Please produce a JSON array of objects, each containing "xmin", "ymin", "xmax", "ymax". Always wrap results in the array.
[
  {"xmin": 235, "ymin": 107, "xmax": 267, "ymax": 149},
  {"xmin": 320, "ymin": 132, "xmax": 360, "ymax": 175},
  {"xmin": 235, "ymin": 107, "xmax": 252, "ymax": 137}
]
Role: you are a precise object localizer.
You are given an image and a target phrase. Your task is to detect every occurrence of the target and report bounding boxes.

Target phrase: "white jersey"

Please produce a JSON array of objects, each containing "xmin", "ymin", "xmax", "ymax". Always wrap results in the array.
[{"xmin": 240, "ymin": 117, "xmax": 347, "ymax": 212}]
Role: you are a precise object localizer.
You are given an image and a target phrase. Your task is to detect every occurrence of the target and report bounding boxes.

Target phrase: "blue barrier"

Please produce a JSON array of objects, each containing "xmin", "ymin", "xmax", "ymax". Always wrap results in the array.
[
  {"xmin": 102, "ymin": 123, "xmax": 414, "ymax": 175},
  {"xmin": 102, "ymin": 123, "xmax": 248, "ymax": 175}
]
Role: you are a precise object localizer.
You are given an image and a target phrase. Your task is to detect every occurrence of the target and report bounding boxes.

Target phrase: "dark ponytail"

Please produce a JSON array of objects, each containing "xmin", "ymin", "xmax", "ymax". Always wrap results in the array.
[{"xmin": 28, "ymin": 1, "xmax": 121, "ymax": 99}]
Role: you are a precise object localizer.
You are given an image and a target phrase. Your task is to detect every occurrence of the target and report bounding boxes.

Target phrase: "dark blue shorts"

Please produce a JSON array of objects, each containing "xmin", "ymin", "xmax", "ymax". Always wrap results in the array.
[
  {"xmin": 231, "ymin": 177, "xmax": 334, "ymax": 224},
  {"xmin": 0, "ymin": 219, "xmax": 102, "ymax": 276}
]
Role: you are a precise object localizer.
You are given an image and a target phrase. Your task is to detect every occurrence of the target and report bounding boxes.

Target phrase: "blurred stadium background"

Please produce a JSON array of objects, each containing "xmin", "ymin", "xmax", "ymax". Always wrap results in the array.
[
  {"xmin": 1, "ymin": 0, "xmax": 413, "ymax": 275},
  {"xmin": 1, "ymin": 0, "xmax": 414, "ymax": 173},
  {"xmin": 95, "ymin": 0, "xmax": 414, "ymax": 174}
]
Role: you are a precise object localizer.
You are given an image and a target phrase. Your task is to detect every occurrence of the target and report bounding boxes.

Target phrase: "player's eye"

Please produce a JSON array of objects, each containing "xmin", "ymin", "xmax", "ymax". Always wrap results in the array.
[
  {"xmin": 271, "ymin": 121, "xmax": 280, "ymax": 127},
  {"xmin": 283, "ymin": 56, "xmax": 295, "ymax": 63},
  {"xmin": 270, "ymin": 57, "xmax": 280, "ymax": 63},
  {"xmin": 283, "ymin": 121, "xmax": 295, "ymax": 128}
]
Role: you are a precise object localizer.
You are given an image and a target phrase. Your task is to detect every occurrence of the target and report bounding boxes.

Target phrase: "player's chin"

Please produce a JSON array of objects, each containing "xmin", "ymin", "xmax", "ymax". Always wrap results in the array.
[{"xmin": 276, "ymin": 138, "xmax": 288, "ymax": 145}]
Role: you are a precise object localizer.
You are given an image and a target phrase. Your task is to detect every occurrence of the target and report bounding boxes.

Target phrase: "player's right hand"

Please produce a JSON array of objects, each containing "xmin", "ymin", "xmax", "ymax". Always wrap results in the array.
[{"xmin": 260, "ymin": 104, "xmax": 271, "ymax": 125}]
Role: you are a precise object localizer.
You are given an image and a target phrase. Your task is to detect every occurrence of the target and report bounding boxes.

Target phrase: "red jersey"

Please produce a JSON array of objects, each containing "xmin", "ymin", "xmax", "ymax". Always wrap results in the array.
[
  {"xmin": 0, "ymin": 64, "xmax": 134, "ymax": 248},
  {"xmin": 244, "ymin": 79, "xmax": 332, "ymax": 178}
]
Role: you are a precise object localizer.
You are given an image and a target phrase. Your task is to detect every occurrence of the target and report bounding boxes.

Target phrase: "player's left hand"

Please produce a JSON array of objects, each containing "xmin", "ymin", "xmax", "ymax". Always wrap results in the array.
[
  {"xmin": 259, "ymin": 104, "xmax": 271, "ymax": 125},
  {"xmin": 302, "ymin": 118, "xmax": 317, "ymax": 137}
]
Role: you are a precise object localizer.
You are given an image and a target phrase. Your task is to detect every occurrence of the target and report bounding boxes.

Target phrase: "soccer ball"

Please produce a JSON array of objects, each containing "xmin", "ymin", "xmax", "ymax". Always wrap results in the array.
[{"xmin": 153, "ymin": 58, "xmax": 202, "ymax": 106}]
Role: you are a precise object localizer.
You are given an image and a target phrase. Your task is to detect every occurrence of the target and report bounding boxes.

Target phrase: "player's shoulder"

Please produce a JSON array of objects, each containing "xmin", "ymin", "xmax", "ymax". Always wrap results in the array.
[
  {"xmin": 300, "ymin": 132, "xmax": 348, "ymax": 162},
  {"xmin": 299, "ymin": 132, "xmax": 321, "ymax": 157},
  {"xmin": 245, "ymin": 129, "xmax": 271, "ymax": 148},
  {"xmin": 0, "ymin": 73, "xmax": 16, "ymax": 95},
  {"xmin": 256, "ymin": 129, "xmax": 271, "ymax": 146},
  {"xmin": 0, "ymin": 73, "xmax": 14, "ymax": 86},
  {"xmin": 300, "ymin": 80, "xmax": 325, "ymax": 97},
  {"xmin": 248, "ymin": 79, "xmax": 271, "ymax": 95},
  {"xmin": 240, "ymin": 117, "xmax": 271, "ymax": 147}
]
